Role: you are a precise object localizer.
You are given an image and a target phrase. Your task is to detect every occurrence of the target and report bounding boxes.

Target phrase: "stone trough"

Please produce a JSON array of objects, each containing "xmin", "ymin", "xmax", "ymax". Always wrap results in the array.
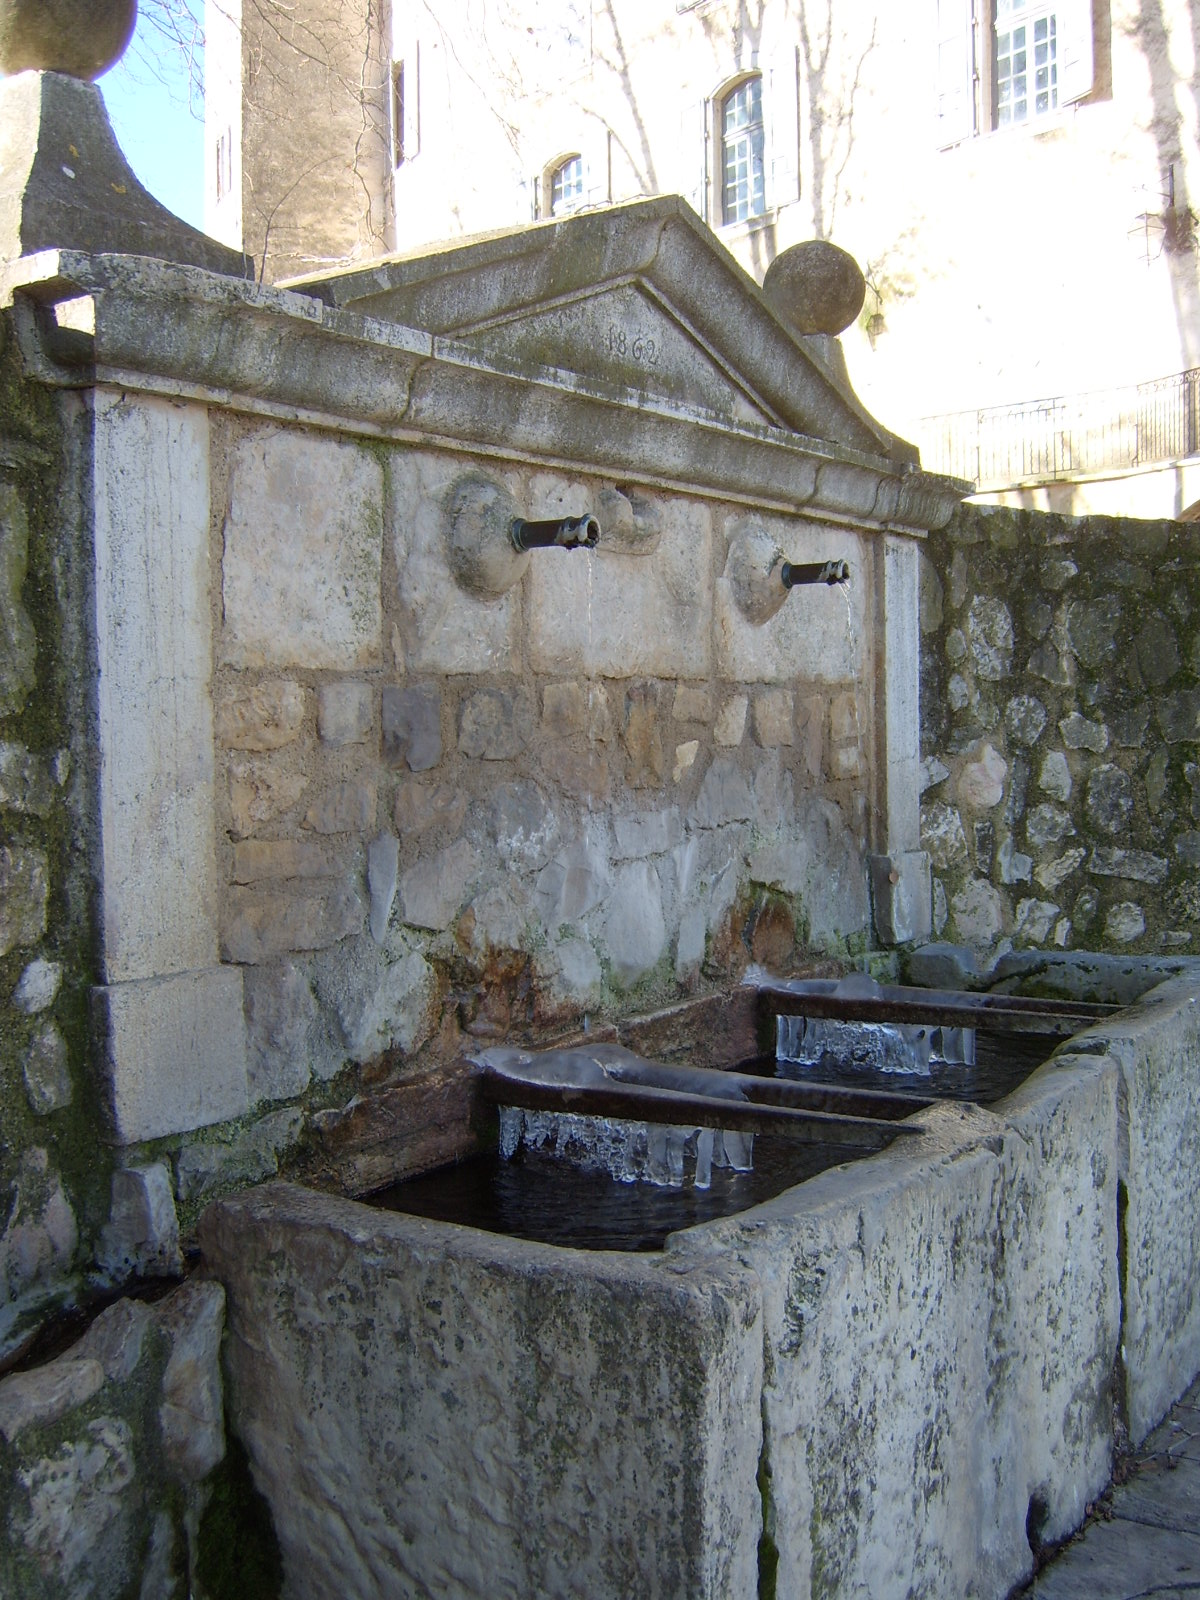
[{"xmin": 201, "ymin": 953, "xmax": 1200, "ymax": 1600}]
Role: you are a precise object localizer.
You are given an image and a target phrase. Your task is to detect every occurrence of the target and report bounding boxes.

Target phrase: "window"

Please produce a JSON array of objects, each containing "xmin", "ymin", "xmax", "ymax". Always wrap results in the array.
[
  {"xmin": 935, "ymin": 0, "xmax": 1093, "ymax": 147},
  {"xmin": 995, "ymin": 0, "xmax": 1057, "ymax": 126},
  {"xmin": 549, "ymin": 155, "xmax": 584, "ymax": 216},
  {"xmin": 720, "ymin": 76, "xmax": 766, "ymax": 225},
  {"xmin": 215, "ymin": 131, "xmax": 232, "ymax": 202},
  {"xmin": 391, "ymin": 45, "xmax": 419, "ymax": 167}
]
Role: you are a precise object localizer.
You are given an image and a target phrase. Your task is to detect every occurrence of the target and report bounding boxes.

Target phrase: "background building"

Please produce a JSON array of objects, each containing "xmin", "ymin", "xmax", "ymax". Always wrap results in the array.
[{"xmin": 207, "ymin": 0, "xmax": 1200, "ymax": 515}]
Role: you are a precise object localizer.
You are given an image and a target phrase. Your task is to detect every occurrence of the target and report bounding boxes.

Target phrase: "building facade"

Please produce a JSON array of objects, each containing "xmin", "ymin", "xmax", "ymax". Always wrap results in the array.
[{"xmin": 207, "ymin": 1, "xmax": 1200, "ymax": 515}]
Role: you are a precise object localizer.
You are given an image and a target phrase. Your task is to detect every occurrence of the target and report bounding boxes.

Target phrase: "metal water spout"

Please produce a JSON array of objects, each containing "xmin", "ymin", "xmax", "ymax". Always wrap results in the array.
[
  {"xmin": 725, "ymin": 518, "xmax": 849, "ymax": 625},
  {"xmin": 447, "ymin": 474, "xmax": 601, "ymax": 598}
]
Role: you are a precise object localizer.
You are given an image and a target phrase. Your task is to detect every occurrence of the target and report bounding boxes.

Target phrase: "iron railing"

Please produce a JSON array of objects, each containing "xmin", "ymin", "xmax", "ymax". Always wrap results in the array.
[{"xmin": 918, "ymin": 368, "xmax": 1200, "ymax": 490}]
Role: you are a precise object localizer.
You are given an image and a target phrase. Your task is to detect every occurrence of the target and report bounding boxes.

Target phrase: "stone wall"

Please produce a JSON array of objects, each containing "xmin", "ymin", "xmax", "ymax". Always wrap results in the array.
[
  {"xmin": 0, "ymin": 339, "xmax": 113, "ymax": 1361},
  {"xmin": 919, "ymin": 504, "xmax": 1200, "ymax": 959}
]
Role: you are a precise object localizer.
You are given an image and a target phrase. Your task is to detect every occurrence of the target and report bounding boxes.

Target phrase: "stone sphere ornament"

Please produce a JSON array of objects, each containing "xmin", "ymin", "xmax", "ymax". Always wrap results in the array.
[
  {"xmin": 762, "ymin": 239, "xmax": 867, "ymax": 337},
  {"xmin": 0, "ymin": 0, "xmax": 137, "ymax": 80}
]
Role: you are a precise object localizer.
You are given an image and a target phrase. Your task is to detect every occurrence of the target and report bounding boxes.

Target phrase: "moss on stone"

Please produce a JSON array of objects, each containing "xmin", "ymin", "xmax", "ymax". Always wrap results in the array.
[{"xmin": 194, "ymin": 1432, "xmax": 284, "ymax": 1600}]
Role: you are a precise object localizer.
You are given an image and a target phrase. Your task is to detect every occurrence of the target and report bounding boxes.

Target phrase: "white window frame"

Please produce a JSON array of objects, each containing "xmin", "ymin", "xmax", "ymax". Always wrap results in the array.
[
  {"xmin": 719, "ymin": 74, "xmax": 767, "ymax": 226},
  {"xmin": 548, "ymin": 154, "xmax": 585, "ymax": 217}
]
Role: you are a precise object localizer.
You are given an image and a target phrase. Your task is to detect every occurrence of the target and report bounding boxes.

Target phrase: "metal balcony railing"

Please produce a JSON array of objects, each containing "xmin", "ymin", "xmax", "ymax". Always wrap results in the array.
[{"xmin": 918, "ymin": 368, "xmax": 1200, "ymax": 490}]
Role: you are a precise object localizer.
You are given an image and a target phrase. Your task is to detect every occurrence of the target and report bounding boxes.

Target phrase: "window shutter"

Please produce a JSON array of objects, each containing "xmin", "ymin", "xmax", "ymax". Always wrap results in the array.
[
  {"xmin": 403, "ymin": 41, "xmax": 421, "ymax": 160},
  {"xmin": 516, "ymin": 174, "xmax": 541, "ymax": 222},
  {"xmin": 935, "ymin": 0, "xmax": 975, "ymax": 148},
  {"xmin": 678, "ymin": 99, "xmax": 708, "ymax": 221},
  {"xmin": 584, "ymin": 129, "xmax": 611, "ymax": 206},
  {"xmin": 766, "ymin": 47, "xmax": 801, "ymax": 210},
  {"xmin": 1058, "ymin": 0, "xmax": 1095, "ymax": 105}
]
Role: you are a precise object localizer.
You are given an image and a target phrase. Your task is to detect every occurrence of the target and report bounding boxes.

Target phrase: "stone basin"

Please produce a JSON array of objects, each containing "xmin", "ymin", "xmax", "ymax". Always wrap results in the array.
[{"xmin": 199, "ymin": 963, "xmax": 1200, "ymax": 1600}]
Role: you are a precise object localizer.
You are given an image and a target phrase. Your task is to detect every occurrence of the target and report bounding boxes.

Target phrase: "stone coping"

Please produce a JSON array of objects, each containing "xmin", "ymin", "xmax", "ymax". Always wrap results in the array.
[{"xmin": 0, "ymin": 248, "xmax": 967, "ymax": 532}]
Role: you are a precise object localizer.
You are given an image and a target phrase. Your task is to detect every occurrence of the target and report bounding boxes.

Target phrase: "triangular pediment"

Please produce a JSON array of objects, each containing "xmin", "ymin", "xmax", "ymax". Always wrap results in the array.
[{"xmin": 288, "ymin": 198, "xmax": 914, "ymax": 466}]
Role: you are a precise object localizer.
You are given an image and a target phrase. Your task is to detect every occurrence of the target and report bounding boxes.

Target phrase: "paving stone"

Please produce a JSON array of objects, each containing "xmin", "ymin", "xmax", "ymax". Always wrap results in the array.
[
  {"xmin": 317, "ymin": 681, "xmax": 373, "ymax": 747},
  {"xmin": 1028, "ymin": 1516, "xmax": 1200, "ymax": 1597},
  {"xmin": 459, "ymin": 688, "xmax": 534, "ymax": 760},
  {"xmin": 1086, "ymin": 765, "xmax": 1134, "ymax": 835},
  {"xmin": 22, "ymin": 1023, "xmax": 71, "ymax": 1115},
  {"xmin": 1039, "ymin": 751, "xmax": 1073, "ymax": 802},
  {"xmin": 714, "ymin": 695, "xmax": 748, "ymax": 747},
  {"xmin": 753, "ymin": 688, "xmax": 794, "ymax": 747},
  {"xmin": 97, "ymin": 1163, "xmax": 182, "ymax": 1280},
  {"xmin": 967, "ymin": 595, "xmax": 1014, "ymax": 680},
  {"xmin": 0, "ymin": 741, "xmax": 55, "ymax": 816},
  {"xmin": 228, "ymin": 755, "xmax": 308, "ymax": 837},
  {"xmin": 921, "ymin": 802, "xmax": 969, "ymax": 869},
  {"xmin": 1005, "ymin": 694, "xmax": 1047, "ymax": 746},
  {"xmin": 623, "ymin": 684, "xmax": 666, "ymax": 787},
  {"xmin": 398, "ymin": 840, "xmax": 479, "ymax": 931},
  {"xmin": 394, "ymin": 778, "xmax": 467, "ymax": 838},
  {"xmin": 302, "ymin": 781, "xmax": 376, "ymax": 835},
  {"xmin": 672, "ymin": 685, "xmax": 712, "ymax": 724},
  {"xmin": 11, "ymin": 958, "xmax": 61, "ymax": 1014},
  {"xmin": 243, "ymin": 961, "xmax": 316, "ymax": 1101},
  {"xmin": 382, "ymin": 683, "xmax": 442, "ymax": 771},
  {"xmin": 0, "ymin": 844, "xmax": 48, "ymax": 957},
  {"xmin": 231, "ymin": 839, "xmax": 342, "ymax": 883},
  {"xmin": 215, "ymin": 679, "xmax": 305, "ymax": 751},
  {"xmin": 221, "ymin": 884, "xmax": 364, "ymax": 961},
  {"xmin": 959, "ymin": 742, "xmax": 1007, "ymax": 809}
]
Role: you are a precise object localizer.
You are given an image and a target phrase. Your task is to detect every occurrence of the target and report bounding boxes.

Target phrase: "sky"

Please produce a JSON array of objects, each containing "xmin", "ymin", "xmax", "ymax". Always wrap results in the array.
[{"xmin": 98, "ymin": 5, "xmax": 206, "ymax": 231}]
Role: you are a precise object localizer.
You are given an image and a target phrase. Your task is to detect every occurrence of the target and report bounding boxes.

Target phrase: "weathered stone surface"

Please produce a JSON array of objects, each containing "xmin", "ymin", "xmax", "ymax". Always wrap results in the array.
[
  {"xmin": 1158, "ymin": 688, "xmax": 1200, "ymax": 743},
  {"xmin": 1006, "ymin": 694, "xmax": 1047, "ymax": 746},
  {"xmin": 232, "ymin": 838, "xmax": 341, "ymax": 883},
  {"xmin": 459, "ymin": 688, "xmax": 533, "ymax": 760},
  {"xmin": 541, "ymin": 682, "xmax": 587, "ymax": 737},
  {"xmin": 536, "ymin": 934, "xmax": 603, "ymax": 1009},
  {"xmin": 1038, "ymin": 750, "xmax": 1072, "ymax": 802},
  {"xmin": 1065, "ymin": 595, "xmax": 1121, "ymax": 670},
  {"xmin": 222, "ymin": 430, "xmax": 383, "ymax": 670},
  {"xmin": 1088, "ymin": 847, "xmax": 1168, "ymax": 885},
  {"xmin": 921, "ymin": 802, "xmax": 969, "ymax": 869},
  {"xmin": 534, "ymin": 840, "xmax": 612, "ymax": 927},
  {"xmin": 398, "ymin": 841, "xmax": 479, "ymax": 931},
  {"xmin": 8, "ymin": 1416, "xmax": 138, "ymax": 1594},
  {"xmin": 157, "ymin": 1280, "xmax": 226, "ymax": 1483},
  {"xmin": 487, "ymin": 781, "xmax": 562, "ymax": 872},
  {"xmin": 1059, "ymin": 713, "xmax": 1108, "ymax": 753},
  {"xmin": 967, "ymin": 595, "xmax": 1014, "ymax": 680},
  {"xmin": 0, "ymin": 483, "xmax": 36, "ymax": 717},
  {"xmin": 613, "ymin": 809, "xmax": 682, "ymax": 861},
  {"xmin": 753, "ymin": 689, "xmax": 793, "ymax": 747},
  {"xmin": 96, "ymin": 966, "xmax": 250, "ymax": 1144},
  {"xmin": 221, "ymin": 885, "xmax": 364, "ymax": 962},
  {"xmin": 317, "ymin": 681, "xmax": 373, "ymax": 747},
  {"xmin": 623, "ymin": 684, "xmax": 666, "ymax": 787},
  {"xmin": 382, "ymin": 684, "xmax": 442, "ymax": 771},
  {"xmin": 714, "ymin": 695, "xmax": 748, "ymax": 747},
  {"xmin": 0, "ymin": 844, "xmax": 47, "ymax": 957},
  {"xmin": 215, "ymin": 679, "xmax": 305, "ymax": 750},
  {"xmin": 0, "ymin": 741, "xmax": 54, "ymax": 816},
  {"xmin": 603, "ymin": 863, "xmax": 667, "ymax": 987},
  {"xmin": 695, "ymin": 759, "xmax": 754, "ymax": 828},
  {"xmin": 1086, "ymin": 765, "xmax": 1133, "ymax": 835},
  {"xmin": 672, "ymin": 685, "xmax": 712, "ymax": 724},
  {"xmin": 1111, "ymin": 706, "xmax": 1151, "ymax": 748},
  {"xmin": 1028, "ymin": 642, "xmax": 1076, "ymax": 687},
  {"xmin": 394, "ymin": 778, "xmax": 467, "ymax": 838},
  {"xmin": 673, "ymin": 740, "xmax": 699, "ymax": 783},
  {"xmin": 1015, "ymin": 897, "xmax": 1061, "ymax": 943},
  {"xmin": 748, "ymin": 796, "xmax": 869, "ymax": 942},
  {"xmin": 0, "ymin": 1358, "xmax": 105, "ymax": 1445},
  {"xmin": 175, "ymin": 1109, "xmax": 304, "ymax": 1201},
  {"xmin": 920, "ymin": 756, "xmax": 950, "ymax": 793},
  {"xmin": 1135, "ymin": 614, "xmax": 1180, "ymax": 685},
  {"xmin": 22, "ymin": 1023, "xmax": 71, "ymax": 1115},
  {"xmin": 11, "ymin": 958, "xmax": 61, "ymax": 1014},
  {"xmin": 958, "ymin": 742, "xmax": 1006, "ymax": 809},
  {"xmin": 243, "ymin": 961, "xmax": 316, "ymax": 1101},
  {"xmin": 367, "ymin": 833, "xmax": 400, "ymax": 943},
  {"xmin": 1035, "ymin": 848, "xmax": 1087, "ymax": 892},
  {"xmin": 998, "ymin": 836, "xmax": 1033, "ymax": 884},
  {"xmin": 1104, "ymin": 902, "xmax": 1145, "ymax": 943},
  {"xmin": 762, "ymin": 238, "xmax": 865, "ymax": 334},
  {"xmin": 871, "ymin": 851, "xmax": 932, "ymax": 945},
  {"xmin": 201, "ymin": 1184, "xmax": 762, "ymax": 1600},
  {"xmin": 302, "ymin": 781, "xmax": 376, "ymax": 834},
  {"xmin": 1027, "ymin": 804, "xmax": 1075, "ymax": 847},
  {"xmin": 228, "ymin": 755, "xmax": 308, "ymax": 837},
  {"xmin": 97, "ymin": 1163, "xmax": 182, "ymax": 1280},
  {"xmin": 950, "ymin": 877, "xmax": 1006, "ymax": 944}
]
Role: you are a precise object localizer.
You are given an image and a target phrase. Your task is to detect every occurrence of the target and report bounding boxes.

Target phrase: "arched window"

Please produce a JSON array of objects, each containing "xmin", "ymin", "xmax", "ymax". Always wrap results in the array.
[
  {"xmin": 549, "ymin": 154, "xmax": 585, "ymax": 216},
  {"xmin": 720, "ymin": 76, "xmax": 765, "ymax": 225}
]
